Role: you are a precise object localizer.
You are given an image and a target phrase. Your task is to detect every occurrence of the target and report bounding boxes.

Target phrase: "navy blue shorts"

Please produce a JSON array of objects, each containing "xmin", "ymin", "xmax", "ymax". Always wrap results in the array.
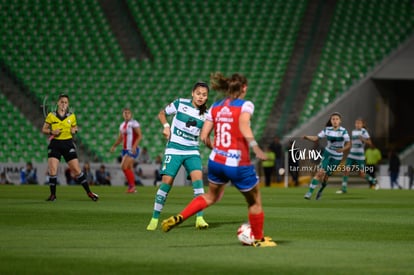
[
  {"xmin": 121, "ymin": 148, "xmax": 140, "ymax": 159},
  {"xmin": 207, "ymin": 160, "xmax": 259, "ymax": 192}
]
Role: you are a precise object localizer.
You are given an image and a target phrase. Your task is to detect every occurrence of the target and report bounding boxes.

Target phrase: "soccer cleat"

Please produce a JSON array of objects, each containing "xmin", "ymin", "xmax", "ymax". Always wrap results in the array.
[
  {"xmin": 126, "ymin": 187, "xmax": 137, "ymax": 193},
  {"xmin": 374, "ymin": 184, "xmax": 380, "ymax": 190},
  {"xmin": 336, "ymin": 190, "xmax": 347, "ymax": 194},
  {"xmin": 253, "ymin": 238, "xmax": 277, "ymax": 247},
  {"xmin": 146, "ymin": 218, "xmax": 159, "ymax": 231},
  {"xmin": 315, "ymin": 189, "xmax": 323, "ymax": 200},
  {"xmin": 304, "ymin": 192, "xmax": 312, "ymax": 200},
  {"xmin": 46, "ymin": 194, "xmax": 56, "ymax": 201},
  {"xmin": 195, "ymin": 216, "xmax": 209, "ymax": 229},
  {"xmin": 161, "ymin": 214, "xmax": 183, "ymax": 232},
  {"xmin": 88, "ymin": 192, "xmax": 99, "ymax": 202}
]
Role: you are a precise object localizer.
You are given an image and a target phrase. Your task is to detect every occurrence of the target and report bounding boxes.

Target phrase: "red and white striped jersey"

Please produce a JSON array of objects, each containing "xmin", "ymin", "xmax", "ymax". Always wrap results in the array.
[
  {"xmin": 119, "ymin": 119, "xmax": 140, "ymax": 150},
  {"xmin": 206, "ymin": 98, "xmax": 255, "ymax": 167}
]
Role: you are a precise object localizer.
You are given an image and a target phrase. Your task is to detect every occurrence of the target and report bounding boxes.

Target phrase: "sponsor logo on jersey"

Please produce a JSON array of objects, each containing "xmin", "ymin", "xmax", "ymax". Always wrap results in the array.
[{"xmin": 213, "ymin": 148, "xmax": 240, "ymax": 159}]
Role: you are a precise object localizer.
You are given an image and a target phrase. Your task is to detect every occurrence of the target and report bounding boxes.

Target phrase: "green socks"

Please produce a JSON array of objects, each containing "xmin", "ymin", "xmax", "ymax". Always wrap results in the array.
[
  {"xmin": 152, "ymin": 183, "xmax": 172, "ymax": 219},
  {"xmin": 365, "ymin": 174, "xmax": 375, "ymax": 184},
  {"xmin": 342, "ymin": 176, "xmax": 348, "ymax": 192},
  {"xmin": 192, "ymin": 180, "xmax": 204, "ymax": 217},
  {"xmin": 308, "ymin": 178, "xmax": 320, "ymax": 194},
  {"xmin": 151, "ymin": 180, "xmax": 205, "ymax": 219}
]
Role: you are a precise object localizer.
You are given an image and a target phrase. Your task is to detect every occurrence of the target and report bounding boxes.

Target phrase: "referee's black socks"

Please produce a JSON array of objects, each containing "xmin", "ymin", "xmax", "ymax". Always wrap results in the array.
[
  {"xmin": 49, "ymin": 176, "xmax": 57, "ymax": 195},
  {"xmin": 76, "ymin": 172, "xmax": 91, "ymax": 193}
]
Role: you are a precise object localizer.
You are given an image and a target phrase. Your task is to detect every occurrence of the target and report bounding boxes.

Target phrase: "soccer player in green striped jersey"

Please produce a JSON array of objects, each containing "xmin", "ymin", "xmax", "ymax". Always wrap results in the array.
[
  {"xmin": 336, "ymin": 118, "xmax": 378, "ymax": 194},
  {"xmin": 147, "ymin": 82, "xmax": 212, "ymax": 230},
  {"xmin": 303, "ymin": 112, "xmax": 351, "ymax": 200}
]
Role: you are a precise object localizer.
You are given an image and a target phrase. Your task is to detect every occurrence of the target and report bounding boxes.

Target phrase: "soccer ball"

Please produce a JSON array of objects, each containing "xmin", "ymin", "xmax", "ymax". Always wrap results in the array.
[{"xmin": 237, "ymin": 223, "xmax": 255, "ymax": 245}]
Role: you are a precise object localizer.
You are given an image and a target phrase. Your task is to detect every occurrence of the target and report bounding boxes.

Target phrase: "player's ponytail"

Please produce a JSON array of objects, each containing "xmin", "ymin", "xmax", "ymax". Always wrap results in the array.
[
  {"xmin": 199, "ymin": 104, "xmax": 207, "ymax": 115},
  {"xmin": 228, "ymin": 73, "xmax": 247, "ymax": 99},
  {"xmin": 210, "ymin": 72, "xmax": 247, "ymax": 99},
  {"xmin": 210, "ymin": 72, "xmax": 228, "ymax": 93}
]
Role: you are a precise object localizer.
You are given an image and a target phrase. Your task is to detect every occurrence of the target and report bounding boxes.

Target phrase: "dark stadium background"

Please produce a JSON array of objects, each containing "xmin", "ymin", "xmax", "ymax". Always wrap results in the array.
[{"xmin": 1, "ymin": 0, "xmax": 413, "ymax": 186}]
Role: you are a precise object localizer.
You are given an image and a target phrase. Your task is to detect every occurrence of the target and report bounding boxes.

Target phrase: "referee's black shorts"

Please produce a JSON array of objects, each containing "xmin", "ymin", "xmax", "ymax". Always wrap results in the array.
[{"xmin": 48, "ymin": 139, "xmax": 78, "ymax": 162}]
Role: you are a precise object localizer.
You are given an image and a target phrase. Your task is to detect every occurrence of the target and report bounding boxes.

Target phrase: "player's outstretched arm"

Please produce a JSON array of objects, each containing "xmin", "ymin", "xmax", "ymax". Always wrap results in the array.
[
  {"xmin": 200, "ymin": 120, "xmax": 214, "ymax": 149},
  {"xmin": 303, "ymin": 135, "xmax": 319, "ymax": 142}
]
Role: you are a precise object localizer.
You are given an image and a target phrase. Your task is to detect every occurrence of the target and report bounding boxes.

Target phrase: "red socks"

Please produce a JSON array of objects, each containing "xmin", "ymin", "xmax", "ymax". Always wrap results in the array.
[
  {"xmin": 178, "ymin": 197, "xmax": 264, "ymax": 240},
  {"xmin": 180, "ymin": 196, "xmax": 208, "ymax": 219},
  {"xmin": 123, "ymin": 169, "xmax": 135, "ymax": 187},
  {"xmin": 249, "ymin": 212, "xmax": 264, "ymax": 240}
]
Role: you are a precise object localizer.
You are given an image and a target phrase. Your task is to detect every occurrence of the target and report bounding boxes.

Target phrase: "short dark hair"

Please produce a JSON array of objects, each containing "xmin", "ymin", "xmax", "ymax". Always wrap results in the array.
[{"xmin": 58, "ymin": 94, "xmax": 69, "ymax": 100}]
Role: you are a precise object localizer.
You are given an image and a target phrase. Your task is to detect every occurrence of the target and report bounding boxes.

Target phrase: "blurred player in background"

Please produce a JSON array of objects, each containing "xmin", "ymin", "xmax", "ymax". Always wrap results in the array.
[
  {"xmin": 262, "ymin": 146, "xmax": 275, "ymax": 187},
  {"xmin": 110, "ymin": 108, "xmax": 142, "ymax": 193},
  {"xmin": 146, "ymin": 82, "xmax": 211, "ymax": 231},
  {"xmin": 269, "ymin": 136, "xmax": 283, "ymax": 182},
  {"xmin": 337, "ymin": 118, "xmax": 378, "ymax": 194},
  {"xmin": 303, "ymin": 112, "xmax": 350, "ymax": 200},
  {"xmin": 388, "ymin": 148, "xmax": 402, "ymax": 189},
  {"xmin": 161, "ymin": 72, "xmax": 276, "ymax": 247},
  {"xmin": 42, "ymin": 94, "xmax": 98, "ymax": 201},
  {"xmin": 365, "ymin": 143, "xmax": 382, "ymax": 188}
]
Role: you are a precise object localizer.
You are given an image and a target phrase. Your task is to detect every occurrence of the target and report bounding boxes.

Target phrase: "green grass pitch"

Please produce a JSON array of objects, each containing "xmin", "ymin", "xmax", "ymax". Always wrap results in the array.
[{"xmin": 0, "ymin": 184, "xmax": 413, "ymax": 275}]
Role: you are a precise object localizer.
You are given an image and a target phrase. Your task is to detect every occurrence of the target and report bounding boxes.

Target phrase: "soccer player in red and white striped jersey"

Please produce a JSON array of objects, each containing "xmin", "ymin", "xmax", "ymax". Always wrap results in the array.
[
  {"xmin": 161, "ymin": 73, "xmax": 276, "ymax": 247},
  {"xmin": 111, "ymin": 108, "xmax": 142, "ymax": 193}
]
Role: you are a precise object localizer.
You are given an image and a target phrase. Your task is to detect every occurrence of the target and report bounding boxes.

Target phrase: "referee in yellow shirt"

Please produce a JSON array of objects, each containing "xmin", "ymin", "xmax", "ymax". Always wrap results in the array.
[{"xmin": 42, "ymin": 94, "xmax": 98, "ymax": 201}]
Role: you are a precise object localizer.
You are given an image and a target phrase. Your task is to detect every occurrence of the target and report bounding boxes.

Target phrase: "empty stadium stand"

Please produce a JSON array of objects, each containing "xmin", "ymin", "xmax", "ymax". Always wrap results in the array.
[
  {"xmin": 1, "ymin": 0, "xmax": 413, "ymax": 164},
  {"xmin": 0, "ymin": 0, "xmax": 306, "ymax": 163},
  {"xmin": 299, "ymin": 0, "xmax": 414, "ymax": 124}
]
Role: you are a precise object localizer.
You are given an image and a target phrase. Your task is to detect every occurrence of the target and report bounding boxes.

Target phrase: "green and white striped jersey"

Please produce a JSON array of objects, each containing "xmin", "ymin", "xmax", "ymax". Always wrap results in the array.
[
  {"xmin": 318, "ymin": 126, "xmax": 350, "ymax": 160},
  {"xmin": 348, "ymin": 128, "xmax": 370, "ymax": 160},
  {"xmin": 164, "ymin": 98, "xmax": 206, "ymax": 155}
]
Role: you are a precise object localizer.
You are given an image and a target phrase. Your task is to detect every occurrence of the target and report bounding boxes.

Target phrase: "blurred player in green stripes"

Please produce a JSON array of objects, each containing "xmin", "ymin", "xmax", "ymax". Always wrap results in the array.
[{"xmin": 337, "ymin": 118, "xmax": 378, "ymax": 194}]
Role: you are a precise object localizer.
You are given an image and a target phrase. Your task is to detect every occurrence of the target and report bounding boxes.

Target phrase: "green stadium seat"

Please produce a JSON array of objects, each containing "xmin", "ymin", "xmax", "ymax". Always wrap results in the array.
[
  {"xmin": 299, "ymin": 0, "xmax": 414, "ymax": 124},
  {"xmin": 1, "ymin": 0, "xmax": 307, "ymax": 163}
]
